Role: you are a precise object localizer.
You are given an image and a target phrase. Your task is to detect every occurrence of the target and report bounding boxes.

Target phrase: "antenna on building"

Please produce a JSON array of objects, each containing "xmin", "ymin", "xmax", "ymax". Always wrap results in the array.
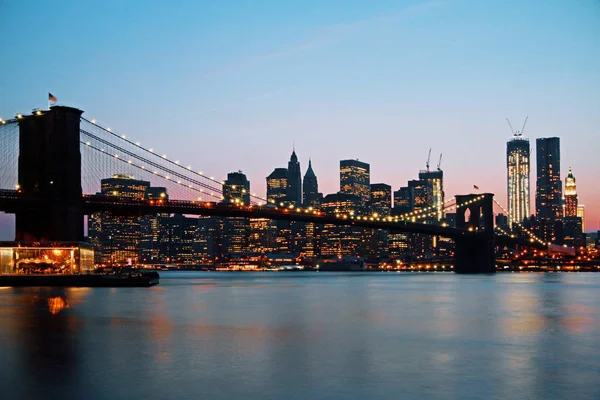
[
  {"xmin": 437, "ymin": 153, "xmax": 442, "ymax": 171},
  {"xmin": 426, "ymin": 148, "xmax": 431, "ymax": 172}
]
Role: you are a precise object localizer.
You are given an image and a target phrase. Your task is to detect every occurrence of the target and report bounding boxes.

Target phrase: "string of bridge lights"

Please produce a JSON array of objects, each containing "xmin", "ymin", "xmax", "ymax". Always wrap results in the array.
[
  {"xmin": 82, "ymin": 141, "xmax": 226, "ymax": 202},
  {"xmin": 80, "ymin": 117, "xmax": 269, "ymax": 205},
  {"xmin": 80, "ymin": 128, "xmax": 225, "ymax": 197},
  {"xmin": 492, "ymin": 198, "xmax": 547, "ymax": 246}
]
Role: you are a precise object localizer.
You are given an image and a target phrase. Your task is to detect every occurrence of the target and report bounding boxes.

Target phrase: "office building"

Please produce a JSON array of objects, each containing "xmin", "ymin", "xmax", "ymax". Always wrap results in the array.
[
  {"xmin": 370, "ymin": 183, "xmax": 392, "ymax": 217},
  {"xmin": 222, "ymin": 171, "xmax": 250, "ymax": 255},
  {"xmin": 320, "ymin": 192, "xmax": 363, "ymax": 256},
  {"xmin": 88, "ymin": 174, "xmax": 151, "ymax": 265},
  {"xmin": 418, "ymin": 170, "xmax": 444, "ymax": 221},
  {"xmin": 507, "ymin": 135, "xmax": 530, "ymax": 227},
  {"xmin": 266, "ymin": 168, "xmax": 288, "ymax": 204},
  {"xmin": 577, "ymin": 205, "xmax": 585, "ymax": 232},
  {"xmin": 340, "ymin": 159, "xmax": 370, "ymax": 207},
  {"xmin": 535, "ymin": 137, "xmax": 562, "ymax": 242},
  {"xmin": 303, "ymin": 159, "xmax": 320, "ymax": 207},
  {"xmin": 286, "ymin": 150, "xmax": 302, "ymax": 205}
]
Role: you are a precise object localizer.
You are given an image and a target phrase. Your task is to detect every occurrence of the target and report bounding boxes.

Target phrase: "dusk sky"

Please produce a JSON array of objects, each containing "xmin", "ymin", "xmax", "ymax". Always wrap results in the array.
[{"xmin": 0, "ymin": 0, "xmax": 599, "ymax": 237}]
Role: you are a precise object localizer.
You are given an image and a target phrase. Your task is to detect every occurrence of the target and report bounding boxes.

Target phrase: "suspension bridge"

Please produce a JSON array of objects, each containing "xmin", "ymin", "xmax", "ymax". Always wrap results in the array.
[{"xmin": 0, "ymin": 106, "xmax": 560, "ymax": 273}]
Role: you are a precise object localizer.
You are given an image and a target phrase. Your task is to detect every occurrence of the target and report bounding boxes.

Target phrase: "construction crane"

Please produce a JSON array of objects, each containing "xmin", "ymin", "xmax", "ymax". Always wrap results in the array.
[
  {"xmin": 506, "ymin": 116, "xmax": 529, "ymax": 137},
  {"xmin": 437, "ymin": 153, "xmax": 442, "ymax": 171},
  {"xmin": 425, "ymin": 148, "xmax": 431, "ymax": 172}
]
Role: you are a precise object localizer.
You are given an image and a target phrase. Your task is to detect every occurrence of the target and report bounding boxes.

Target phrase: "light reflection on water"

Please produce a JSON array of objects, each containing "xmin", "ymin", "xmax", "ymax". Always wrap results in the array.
[{"xmin": 1, "ymin": 272, "xmax": 600, "ymax": 399}]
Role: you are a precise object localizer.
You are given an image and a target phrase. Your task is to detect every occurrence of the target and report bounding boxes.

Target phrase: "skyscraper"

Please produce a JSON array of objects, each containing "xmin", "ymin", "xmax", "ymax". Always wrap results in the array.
[
  {"xmin": 223, "ymin": 171, "xmax": 250, "ymax": 205},
  {"xmin": 418, "ymin": 169, "xmax": 444, "ymax": 221},
  {"xmin": 286, "ymin": 150, "xmax": 302, "ymax": 205},
  {"xmin": 507, "ymin": 135, "xmax": 530, "ymax": 227},
  {"xmin": 564, "ymin": 168, "xmax": 577, "ymax": 217},
  {"xmin": 393, "ymin": 186, "xmax": 414, "ymax": 214},
  {"xmin": 536, "ymin": 137, "xmax": 562, "ymax": 242},
  {"xmin": 303, "ymin": 159, "xmax": 320, "ymax": 207},
  {"xmin": 536, "ymin": 137, "xmax": 562, "ymax": 219},
  {"xmin": 577, "ymin": 205, "xmax": 585, "ymax": 232},
  {"xmin": 370, "ymin": 183, "xmax": 392, "ymax": 217},
  {"xmin": 320, "ymin": 192, "xmax": 362, "ymax": 256},
  {"xmin": 266, "ymin": 168, "xmax": 288, "ymax": 204},
  {"xmin": 88, "ymin": 174, "xmax": 151, "ymax": 265},
  {"xmin": 222, "ymin": 171, "xmax": 250, "ymax": 254},
  {"xmin": 340, "ymin": 159, "xmax": 370, "ymax": 207}
]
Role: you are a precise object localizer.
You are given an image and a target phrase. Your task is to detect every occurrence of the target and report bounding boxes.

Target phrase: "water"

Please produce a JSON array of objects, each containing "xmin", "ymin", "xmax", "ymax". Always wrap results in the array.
[{"xmin": 1, "ymin": 272, "xmax": 600, "ymax": 400}]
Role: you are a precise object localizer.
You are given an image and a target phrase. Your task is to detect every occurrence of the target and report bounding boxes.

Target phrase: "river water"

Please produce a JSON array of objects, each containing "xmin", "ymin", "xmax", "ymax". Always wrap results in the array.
[{"xmin": 1, "ymin": 271, "xmax": 600, "ymax": 400}]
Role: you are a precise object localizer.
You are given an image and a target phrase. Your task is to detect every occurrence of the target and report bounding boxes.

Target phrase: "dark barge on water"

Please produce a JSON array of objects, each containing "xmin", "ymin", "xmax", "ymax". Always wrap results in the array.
[{"xmin": 0, "ymin": 270, "xmax": 160, "ymax": 287}]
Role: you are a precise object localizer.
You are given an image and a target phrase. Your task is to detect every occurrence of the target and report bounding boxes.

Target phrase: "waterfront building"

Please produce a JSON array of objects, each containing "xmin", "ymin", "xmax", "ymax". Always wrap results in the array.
[
  {"xmin": 158, "ymin": 214, "xmax": 198, "ymax": 264},
  {"xmin": 340, "ymin": 159, "xmax": 370, "ymax": 208},
  {"xmin": 320, "ymin": 192, "xmax": 363, "ymax": 256},
  {"xmin": 196, "ymin": 216, "xmax": 224, "ymax": 264},
  {"xmin": 222, "ymin": 171, "xmax": 250, "ymax": 255},
  {"xmin": 248, "ymin": 218, "xmax": 277, "ymax": 253},
  {"xmin": 88, "ymin": 174, "xmax": 151, "ymax": 265},
  {"xmin": 507, "ymin": 135, "xmax": 530, "ymax": 227},
  {"xmin": 140, "ymin": 186, "xmax": 168, "ymax": 264},
  {"xmin": 286, "ymin": 150, "xmax": 302, "ymax": 205}
]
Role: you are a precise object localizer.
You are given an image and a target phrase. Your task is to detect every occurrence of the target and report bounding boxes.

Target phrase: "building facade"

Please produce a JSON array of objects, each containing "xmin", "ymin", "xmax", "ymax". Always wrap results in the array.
[
  {"xmin": 535, "ymin": 137, "xmax": 562, "ymax": 242},
  {"xmin": 88, "ymin": 174, "xmax": 151, "ymax": 265},
  {"xmin": 340, "ymin": 159, "xmax": 370, "ymax": 208},
  {"xmin": 303, "ymin": 159, "xmax": 320, "ymax": 207},
  {"xmin": 222, "ymin": 171, "xmax": 250, "ymax": 255},
  {"xmin": 418, "ymin": 170, "xmax": 444, "ymax": 221},
  {"xmin": 286, "ymin": 150, "xmax": 302, "ymax": 205},
  {"xmin": 507, "ymin": 136, "xmax": 530, "ymax": 227},
  {"xmin": 266, "ymin": 168, "xmax": 288, "ymax": 205}
]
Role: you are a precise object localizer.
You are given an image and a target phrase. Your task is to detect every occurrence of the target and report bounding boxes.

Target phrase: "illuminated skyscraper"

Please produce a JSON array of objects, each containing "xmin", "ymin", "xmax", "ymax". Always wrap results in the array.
[
  {"xmin": 320, "ymin": 192, "xmax": 362, "ymax": 256},
  {"xmin": 140, "ymin": 186, "xmax": 168, "ymax": 263},
  {"xmin": 507, "ymin": 135, "xmax": 530, "ymax": 227},
  {"xmin": 370, "ymin": 183, "xmax": 391, "ymax": 217},
  {"xmin": 158, "ymin": 214, "xmax": 198, "ymax": 264},
  {"xmin": 536, "ymin": 137, "xmax": 562, "ymax": 242},
  {"xmin": 418, "ymin": 170, "xmax": 444, "ymax": 221},
  {"xmin": 564, "ymin": 168, "xmax": 577, "ymax": 217},
  {"xmin": 536, "ymin": 138, "xmax": 562, "ymax": 219},
  {"xmin": 88, "ymin": 174, "xmax": 152, "ymax": 265},
  {"xmin": 222, "ymin": 171, "xmax": 250, "ymax": 254},
  {"xmin": 286, "ymin": 150, "xmax": 302, "ymax": 205},
  {"xmin": 223, "ymin": 171, "xmax": 250, "ymax": 206},
  {"xmin": 340, "ymin": 159, "xmax": 370, "ymax": 207},
  {"xmin": 266, "ymin": 168, "xmax": 288, "ymax": 204},
  {"xmin": 577, "ymin": 205, "xmax": 585, "ymax": 232},
  {"xmin": 303, "ymin": 159, "xmax": 320, "ymax": 207}
]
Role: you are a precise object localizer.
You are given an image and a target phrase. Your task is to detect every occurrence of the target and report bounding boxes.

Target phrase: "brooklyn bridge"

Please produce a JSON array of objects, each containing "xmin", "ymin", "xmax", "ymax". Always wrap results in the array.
[{"xmin": 0, "ymin": 106, "xmax": 562, "ymax": 273}]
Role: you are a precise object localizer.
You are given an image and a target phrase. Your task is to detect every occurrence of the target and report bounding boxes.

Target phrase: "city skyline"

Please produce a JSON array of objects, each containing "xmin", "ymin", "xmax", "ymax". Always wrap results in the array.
[{"xmin": 0, "ymin": 0, "xmax": 599, "ymax": 235}]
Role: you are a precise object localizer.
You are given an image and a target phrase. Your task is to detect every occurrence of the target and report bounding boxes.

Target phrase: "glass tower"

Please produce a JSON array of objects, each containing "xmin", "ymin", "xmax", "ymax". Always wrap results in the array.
[{"xmin": 506, "ymin": 136, "xmax": 530, "ymax": 227}]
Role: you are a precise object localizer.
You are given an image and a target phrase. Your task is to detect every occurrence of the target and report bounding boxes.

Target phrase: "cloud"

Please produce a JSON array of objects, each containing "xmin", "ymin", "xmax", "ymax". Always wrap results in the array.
[{"xmin": 198, "ymin": 1, "xmax": 447, "ymax": 79}]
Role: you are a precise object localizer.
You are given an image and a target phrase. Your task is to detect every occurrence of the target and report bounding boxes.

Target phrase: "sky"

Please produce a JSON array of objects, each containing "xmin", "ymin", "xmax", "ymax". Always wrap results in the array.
[{"xmin": 0, "ymin": 0, "xmax": 599, "ymax": 238}]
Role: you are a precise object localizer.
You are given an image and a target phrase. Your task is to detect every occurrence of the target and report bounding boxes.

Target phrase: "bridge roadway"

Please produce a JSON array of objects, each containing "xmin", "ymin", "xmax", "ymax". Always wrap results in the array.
[{"xmin": 0, "ymin": 189, "xmax": 546, "ymax": 250}]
